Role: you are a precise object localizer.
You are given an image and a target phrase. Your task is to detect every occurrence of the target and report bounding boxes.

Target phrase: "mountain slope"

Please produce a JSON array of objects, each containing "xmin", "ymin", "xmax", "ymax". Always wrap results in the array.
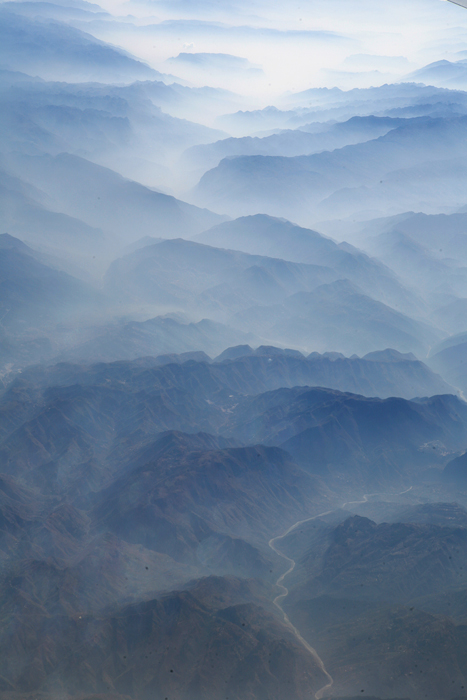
[
  {"xmin": 227, "ymin": 386, "xmax": 467, "ymax": 485},
  {"xmin": 182, "ymin": 115, "xmax": 406, "ymax": 180},
  {"xmin": 195, "ymin": 213, "xmax": 424, "ymax": 316},
  {"xmin": 428, "ymin": 334, "xmax": 467, "ymax": 394},
  {"xmin": 104, "ymin": 239, "xmax": 439, "ymax": 356},
  {"xmin": 233, "ymin": 279, "xmax": 440, "ymax": 357},
  {"xmin": 4, "ymin": 153, "xmax": 226, "ymax": 243},
  {"xmin": 275, "ymin": 515, "xmax": 467, "ymax": 699},
  {"xmin": 0, "ymin": 576, "xmax": 329, "ymax": 700},
  {"xmin": 5, "ymin": 357, "xmax": 464, "ymax": 492},
  {"xmin": 104, "ymin": 236, "xmax": 338, "ymax": 314},
  {"xmin": 0, "ymin": 233, "xmax": 102, "ymax": 331},
  {"xmin": 0, "ymin": 8, "xmax": 160, "ymax": 82},
  {"xmin": 192, "ymin": 116, "xmax": 467, "ymax": 221},
  {"xmin": 58, "ymin": 316, "xmax": 257, "ymax": 363}
]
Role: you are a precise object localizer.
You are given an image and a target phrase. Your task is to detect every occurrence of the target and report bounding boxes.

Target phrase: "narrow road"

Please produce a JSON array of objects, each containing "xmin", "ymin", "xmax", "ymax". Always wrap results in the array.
[{"xmin": 268, "ymin": 486, "xmax": 413, "ymax": 700}]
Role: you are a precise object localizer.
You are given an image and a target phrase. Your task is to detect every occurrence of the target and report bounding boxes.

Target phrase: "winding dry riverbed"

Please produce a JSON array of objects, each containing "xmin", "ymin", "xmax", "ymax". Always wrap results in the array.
[{"xmin": 268, "ymin": 487, "xmax": 413, "ymax": 700}]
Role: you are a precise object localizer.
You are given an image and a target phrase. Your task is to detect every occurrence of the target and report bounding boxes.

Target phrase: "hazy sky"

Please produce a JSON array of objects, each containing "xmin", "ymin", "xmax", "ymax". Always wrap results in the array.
[{"xmin": 80, "ymin": 0, "xmax": 467, "ymax": 97}]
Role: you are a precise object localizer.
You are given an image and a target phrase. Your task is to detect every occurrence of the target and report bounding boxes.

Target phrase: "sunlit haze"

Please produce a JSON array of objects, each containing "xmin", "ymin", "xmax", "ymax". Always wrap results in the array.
[{"xmin": 77, "ymin": 0, "xmax": 467, "ymax": 98}]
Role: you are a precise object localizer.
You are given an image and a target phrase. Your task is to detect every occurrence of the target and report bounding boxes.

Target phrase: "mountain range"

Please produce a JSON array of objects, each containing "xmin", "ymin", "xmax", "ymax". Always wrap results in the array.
[
  {"xmin": 193, "ymin": 115, "xmax": 467, "ymax": 222},
  {"xmin": 1, "ymin": 349, "xmax": 467, "ymax": 698},
  {"xmin": 2, "ymin": 2, "xmax": 467, "ymax": 698}
]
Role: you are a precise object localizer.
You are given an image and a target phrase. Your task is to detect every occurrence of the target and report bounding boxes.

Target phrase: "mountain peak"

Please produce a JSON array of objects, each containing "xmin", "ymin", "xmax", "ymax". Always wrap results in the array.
[{"xmin": 0, "ymin": 232, "xmax": 30, "ymax": 251}]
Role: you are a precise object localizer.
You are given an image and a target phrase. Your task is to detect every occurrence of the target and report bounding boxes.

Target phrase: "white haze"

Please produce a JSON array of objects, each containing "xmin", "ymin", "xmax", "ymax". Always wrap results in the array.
[{"xmin": 72, "ymin": 0, "xmax": 467, "ymax": 99}]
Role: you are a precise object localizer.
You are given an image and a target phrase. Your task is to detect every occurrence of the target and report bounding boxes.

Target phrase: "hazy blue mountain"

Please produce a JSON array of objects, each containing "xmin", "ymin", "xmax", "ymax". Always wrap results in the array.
[
  {"xmin": 0, "ymin": 345, "xmax": 464, "ymax": 700},
  {"xmin": 9, "ymin": 342, "xmax": 455, "ymax": 402},
  {"xmin": 192, "ymin": 116, "xmax": 467, "ymax": 221},
  {"xmin": 0, "ymin": 233, "xmax": 107, "ymax": 371},
  {"xmin": 4, "ymin": 153, "xmax": 226, "ymax": 244},
  {"xmin": 350, "ymin": 210, "xmax": 467, "ymax": 328},
  {"xmin": 361, "ymin": 229, "xmax": 467, "ymax": 307},
  {"xmin": 2, "ymin": 356, "xmax": 464, "ymax": 499},
  {"xmin": 286, "ymin": 514, "xmax": 467, "ymax": 603},
  {"xmin": 313, "ymin": 159, "xmax": 467, "ymax": 225},
  {"xmin": 0, "ymin": 166, "xmax": 108, "ymax": 271},
  {"xmin": 233, "ymin": 279, "xmax": 441, "ymax": 357},
  {"xmin": 58, "ymin": 315, "xmax": 257, "ymax": 363},
  {"xmin": 405, "ymin": 59, "xmax": 467, "ymax": 89},
  {"xmin": 2, "ymin": 4, "xmax": 467, "ymax": 698},
  {"xmin": 353, "ymin": 501, "xmax": 467, "ymax": 529},
  {"xmin": 215, "ymin": 105, "xmax": 303, "ymax": 135},
  {"xmin": 103, "ymin": 236, "xmax": 443, "ymax": 355},
  {"xmin": 49, "ymin": 336, "xmax": 455, "ymax": 399},
  {"xmin": 0, "ymin": 573, "xmax": 328, "ymax": 700},
  {"xmin": 357, "ymin": 206, "xmax": 467, "ymax": 254},
  {"xmin": 0, "ymin": 233, "xmax": 108, "ymax": 372},
  {"xmin": 94, "ymin": 441, "xmax": 326, "ymax": 555},
  {"xmin": 431, "ymin": 298, "xmax": 467, "ymax": 336},
  {"xmin": 0, "ymin": 73, "xmax": 225, "ymax": 187},
  {"xmin": 11, "ymin": 352, "xmax": 458, "ymax": 490},
  {"xmin": 0, "ymin": 233, "xmax": 102, "ymax": 331},
  {"xmin": 0, "ymin": 365, "xmax": 332, "ymax": 541},
  {"xmin": 104, "ymin": 238, "xmax": 440, "ymax": 358},
  {"xmin": 0, "ymin": 8, "xmax": 161, "ymax": 83},
  {"xmin": 117, "ymin": 78, "xmax": 244, "ymax": 127},
  {"xmin": 182, "ymin": 115, "xmax": 405, "ymax": 180},
  {"xmin": 428, "ymin": 333, "xmax": 467, "ymax": 394},
  {"xmin": 443, "ymin": 450, "xmax": 467, "ymax": 484},
  {"xmin": 104, "ymin": 237, "xmax": 338, "ymax": 316},
  {"xmin": 219, "ymin": 83, "xmax": 467, "ymax": 136},
  {"xmin": 0, "ymin": 0, "xmax": 110, "ymax": 20},
  {"xmin": 212, "ymin": 346, "xmax": 455, "ymax": 400},
  {"xmin": 195, "ymin": 214, "xmax": 425, "ymax": 316},
  {"xmin": 168, "ymin": 51, "xmax": 263, "ymax": 74},
  {"xmin": 0, "ymin": 391, "xmax": 330, "ymax": 696},
  {"xmin": 281, "ymin": 82, "xmax": 467, "ymax": 112}
]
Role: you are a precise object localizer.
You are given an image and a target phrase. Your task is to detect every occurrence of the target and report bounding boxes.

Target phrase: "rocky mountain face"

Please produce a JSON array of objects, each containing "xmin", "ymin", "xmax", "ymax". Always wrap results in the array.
[
  {"xmin": 0, "ymin": 347, "xmax": 467, "ymax": 700},
  {"xmin": 0, "ymin": 574, "xmax": 328, "ymax": 700},
  {"xmin": 1, "ymin": 353, "xmax": 467, "ymax": 698},
  {"xmin": 0, "ymin": 376, "xmax": 332, "ymax": 698},
  {"xmin": 277, "ymin": 512, "xmax": 467, "ymax": 700},
  {"xmin": 226, "ymin": 386, "xmax": 467, "ymax": 485}
]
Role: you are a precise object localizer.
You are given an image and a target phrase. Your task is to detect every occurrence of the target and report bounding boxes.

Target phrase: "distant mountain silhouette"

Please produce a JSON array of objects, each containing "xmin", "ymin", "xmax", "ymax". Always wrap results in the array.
[
  {"xmin": 0, "ymin": 233, "xmax": 102, "ymax": 332},
  {"xmin": 0, "ymin": 8, "xmax": 160, "ymax": 82},
  {"xmin": 104, "ymin": 238, "xmax": 438, "ymax": 356},
  {"xmin": 58, "ymin": 316, "xmax": 257, "ymax": 363},
  {"xmin": 195, "ymin": 213, "xmax": 425, "ymax": 316},
  {"xmin": 193, "ymin": 116, "xmax": 467, "ymax": 221},
  {"xmin": 4, "ymin": 153, "xmax": 226, "ymax": 245},
  {"xmin": 182, "ymin": 115, "xmax": 405, "ymax": 180},
  {"xmin": 429, "ymin": 333, "xmax": 467, "ymax": 393},
  {"xmin": 405, "ymin": 59, "xmax": 467, "ymax": 89},
  {"xmin": 233, "ymin": 279, "xmax": 440, "ymax": 357}
]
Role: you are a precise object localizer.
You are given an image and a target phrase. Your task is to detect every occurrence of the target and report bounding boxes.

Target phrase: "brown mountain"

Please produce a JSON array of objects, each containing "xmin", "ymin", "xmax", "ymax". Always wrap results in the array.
[
  {"xmin": 275, "ymin": 515, "xmax": 467, "ymax": 700},
  {"xmin": 0, "ymin": 576, "xmax": 329, "ymax": 700}
]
